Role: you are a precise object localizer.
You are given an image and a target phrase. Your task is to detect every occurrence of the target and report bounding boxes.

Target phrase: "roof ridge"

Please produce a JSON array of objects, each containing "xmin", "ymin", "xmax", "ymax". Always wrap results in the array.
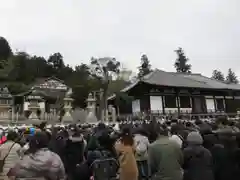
[
  {"xmin": 188, "ymin": 73, "xmax": 229, "ymax": 85},
  {"xmin": 141, "ymin": 69, "xmax": 158, "ymax": 81},
  {"xmin": 143, "ymin": 69, "xmax": 208, "ymax": 86},
  {"xmin": 171, "ymin": 71, "xmax": 208, "ymax": 85},
  {"xmin": 170, "ymin": 72, "xmax": 202, "ymax": 76},
  {"xmin": 203, "ymin": 75, "xmax": 228, "ymax": 85}
]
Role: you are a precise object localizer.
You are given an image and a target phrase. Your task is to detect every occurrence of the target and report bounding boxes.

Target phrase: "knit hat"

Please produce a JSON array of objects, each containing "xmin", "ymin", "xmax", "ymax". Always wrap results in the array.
[{"xmin": 187, "ymin": 132, "xmax": 203, "ymax": 145}]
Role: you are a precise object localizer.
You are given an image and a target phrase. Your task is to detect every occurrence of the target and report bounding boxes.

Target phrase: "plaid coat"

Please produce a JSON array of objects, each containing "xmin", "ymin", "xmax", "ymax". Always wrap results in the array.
[{"xmin": 9, "ymin": 148, "xmax": 65, "ymax": 180}]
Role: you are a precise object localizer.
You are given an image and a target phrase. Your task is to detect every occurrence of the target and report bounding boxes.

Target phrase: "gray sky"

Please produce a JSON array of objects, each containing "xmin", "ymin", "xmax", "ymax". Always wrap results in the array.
[{"xmin": 0, "ymin": 0, "xmax": 239, "ymax": 77}]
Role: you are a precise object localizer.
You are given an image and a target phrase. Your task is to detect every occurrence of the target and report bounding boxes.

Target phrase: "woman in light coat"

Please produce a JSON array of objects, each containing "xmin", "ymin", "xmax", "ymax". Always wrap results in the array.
[
  {"xmin": 115, "ymin": 127, "xmax": 138, "ymax": 180},
  {"xmin": 0, "ymin": 131, "xmax": 21, "ymax": 180}
]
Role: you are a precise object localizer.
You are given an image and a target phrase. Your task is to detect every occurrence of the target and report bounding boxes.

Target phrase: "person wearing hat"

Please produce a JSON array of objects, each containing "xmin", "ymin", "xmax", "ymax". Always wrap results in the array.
[{"xmin": 183, "ymin": 132, "xmax": 214, "ymax": 180}]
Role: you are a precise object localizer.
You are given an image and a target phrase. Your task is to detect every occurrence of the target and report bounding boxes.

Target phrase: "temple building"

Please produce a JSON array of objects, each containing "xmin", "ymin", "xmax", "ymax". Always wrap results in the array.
[
  {"xmin": 108, "ymin": 69, "xmax": 240, "ymax": 115},
  {"xmin": 14, "ymin": 77, "xmax": 72, "ymax": 120},
  {"xmin": 0, "ymin": 86, "xmax": 12, "ymax": 113}
]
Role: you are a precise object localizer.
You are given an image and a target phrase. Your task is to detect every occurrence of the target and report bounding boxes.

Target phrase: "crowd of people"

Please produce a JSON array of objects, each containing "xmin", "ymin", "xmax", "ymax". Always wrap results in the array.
[{"xmin": 0, "ymin": 116, "xmax": 240, "ymax": 180}]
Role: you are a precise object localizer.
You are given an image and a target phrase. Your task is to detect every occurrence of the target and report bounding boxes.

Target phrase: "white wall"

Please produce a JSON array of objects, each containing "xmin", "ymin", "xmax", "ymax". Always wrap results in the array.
[
  {"xmin": 24, "ymin": 102, "xmax": 30, "ymax": 111},
  {"xmin": 206, "ymin": 98, "xmax": 215, "ymax": 112},
  {"xmin": 150, "ymin": 96, "xmax": 163, "ymax": 113},
  {"xmin": 39, "ymin": 102, "xmax": 45, "ymax": 112},
  {"xmin": 132, "ymin": 99, "xmax": 140, "ymax": 113}
]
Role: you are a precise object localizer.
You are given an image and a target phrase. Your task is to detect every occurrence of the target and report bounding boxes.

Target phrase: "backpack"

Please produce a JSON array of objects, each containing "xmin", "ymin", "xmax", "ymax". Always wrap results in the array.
[
  {"xmin": 91, "ymin": 158, "xmax": 118, "ymax": 180},
  {"xmin": 91, "ymin": 150, "xmax": 118, "ymax": 180},
  {"xmin": 135, "ymin": 136, "xmax": 149, "ymax": 159}
]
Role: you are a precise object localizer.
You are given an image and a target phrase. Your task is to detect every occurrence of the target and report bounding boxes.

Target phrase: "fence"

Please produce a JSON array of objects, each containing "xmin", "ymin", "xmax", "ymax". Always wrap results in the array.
[
  {"xmin": 117, "ymin": 112, "xmax": 240, "ymax": 121},
  {"xmin": 0, "ymin": 112, "xmax": 59, "ymax": 125}
]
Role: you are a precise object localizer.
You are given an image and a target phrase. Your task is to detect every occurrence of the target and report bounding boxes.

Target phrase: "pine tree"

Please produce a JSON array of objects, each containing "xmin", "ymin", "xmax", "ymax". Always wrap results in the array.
[
  {"xmin": 226, "ymin": 68, "xmax": 239, "ymax": 84},
  {"xmin": 211, "ymin": 70, "xmax": 225, "ymax": 81},
  {"xmin": 138, "ymin": 54, "xmax": 152, "ymax": 78},
  {"xmin": 174, "ymin": 47, "xmax": 191, "ymax": 73},
  {"xmin": 0, "ymin": 37, "xmax": 12, "ymax": 69}
]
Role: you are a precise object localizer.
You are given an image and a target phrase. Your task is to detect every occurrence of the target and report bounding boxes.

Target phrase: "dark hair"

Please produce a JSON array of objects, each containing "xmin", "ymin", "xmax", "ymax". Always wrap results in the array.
[
  {"xmin": 134, "ymin": 127, "xmax": 149, "ymax": 137},
  {"xmin": 120, "ymin": 127, "xmax": 134, "ymax": 146},
  {"xmin": 156, "ymin": 124, "xmax": 169, "ymax": 136},
  {"xmin": 7, "ymin": 131, "xmax": 18, "ymax": 141},
  {"xmin": 229, "ymin": 121, "xmax": 235, "ymax": 126},
  {"xmin": 195, "ymin": 120, "xmax": 203, "ymax": 125},
  {"xmin": 171, "ymin": 125, "xmax": 180, "ymax": 135},
  {"xmin": 216, "ymin": 116, "xmax": 228, "ymax": 125},
  {"xmin": 98, "ymin": 123, "xmax": 106, "ymax": 130},
  {"xmin": 28, "ymin": 132, "xmax": 49, "ymax": 153},
  {"xmin": 186, "ymin": 122, "xmax": 192, "ymax": 127}
]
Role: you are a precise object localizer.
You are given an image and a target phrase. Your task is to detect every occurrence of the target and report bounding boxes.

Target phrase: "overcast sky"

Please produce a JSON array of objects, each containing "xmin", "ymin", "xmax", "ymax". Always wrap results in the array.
[{"xmin": 0, "ymin": 0, "xmax": 239, "ymax": 77}]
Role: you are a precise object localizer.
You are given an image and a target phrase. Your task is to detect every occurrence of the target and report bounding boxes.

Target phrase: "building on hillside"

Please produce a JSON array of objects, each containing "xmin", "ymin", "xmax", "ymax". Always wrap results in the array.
[
  {"xmin": 14, "ymin": 77, "xmax": 72, "ymax": 120},
  {"xmin": 108, "ymin": 69, "xmax": 240, "ymax": 116},
  {"xmin": 0, "ymin": 86, "xmax": 12, "ymax": 113}
]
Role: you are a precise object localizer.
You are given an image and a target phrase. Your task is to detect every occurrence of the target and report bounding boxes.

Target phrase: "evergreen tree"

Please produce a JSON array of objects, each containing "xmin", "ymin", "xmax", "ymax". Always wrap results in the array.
[
  {"xmin": 48, "ymin": 52, "xmax": 65, "ymax": 70},
  {"xmin": 0, "ymin": 37, "xmax": 12, "ymax": 68},
  {"xmin": 138, "ymin": 54, "xmax": 152, "ymax": 78},
  {"xmin": 212, "ymin": 70, "xmax": 225, "ymax": 81},
  {"xmin": 226, "ymin": 68, "xmax": 239, "ymax": 84},
  {"xmin": 174, "ymin": 47, "xmax": 191, "ymax": 73}
]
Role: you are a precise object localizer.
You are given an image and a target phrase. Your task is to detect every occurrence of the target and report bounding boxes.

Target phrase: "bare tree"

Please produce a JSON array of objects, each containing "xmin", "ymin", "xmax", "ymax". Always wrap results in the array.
[{"xmin": 90, "ymin": 57, "xmax": 120, "ymax": 121}]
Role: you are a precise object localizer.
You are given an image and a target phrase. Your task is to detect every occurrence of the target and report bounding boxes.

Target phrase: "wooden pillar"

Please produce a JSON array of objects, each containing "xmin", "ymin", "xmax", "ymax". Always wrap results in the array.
[
  {"xmin": 213, "ymin": 96, "xmax": 217, "ymax": 112},
  {"xmin": 189, "ymin": 95, "xmax": 193, "ymax": 110},
  {"xmin": 223, "ymin": 96, "xmax": 226, "ymax": 113},
  {"xmin": 161, "ymin": 95, "xmax": 165, "ymax": 115},
  {"xmin": 176, "ymin": 93, "xmax": 180, "ymax": 115}
]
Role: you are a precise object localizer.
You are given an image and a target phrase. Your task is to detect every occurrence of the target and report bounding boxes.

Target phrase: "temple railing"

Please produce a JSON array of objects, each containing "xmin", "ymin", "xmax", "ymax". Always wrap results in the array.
[{"xmin": 117, "ymin": 112, "xmax": 239, "ymax": 121}]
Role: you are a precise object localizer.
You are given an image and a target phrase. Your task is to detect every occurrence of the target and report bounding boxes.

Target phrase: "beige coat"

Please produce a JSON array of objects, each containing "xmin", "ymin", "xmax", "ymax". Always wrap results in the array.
[
  {"xmin": 0, "ymin": 141, "xmax": 21, "ymax": 179},
  {"xmin": 115, "ymin": 143, "xmax": 138, "ymax": 180}
]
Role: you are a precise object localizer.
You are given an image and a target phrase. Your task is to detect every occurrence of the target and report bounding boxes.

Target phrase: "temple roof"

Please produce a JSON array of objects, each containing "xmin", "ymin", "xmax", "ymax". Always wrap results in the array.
[
  {"xmin": 32, "ymin": 77, "xmax": 67, "ymax": 90},
  {"xmin": 15, "ymin": 77, "xmax": 69, "ymax": 98},
  {"xmin": 122, "ymin": 69, "xmax": 240, "ymax": 91},
  {"xmin": 108, "ymin": 69, "xmax": 240, "ymax": 100},
  {"xmin": 15, "ymin": 88, "xmax": 66, "ymax": 99}
]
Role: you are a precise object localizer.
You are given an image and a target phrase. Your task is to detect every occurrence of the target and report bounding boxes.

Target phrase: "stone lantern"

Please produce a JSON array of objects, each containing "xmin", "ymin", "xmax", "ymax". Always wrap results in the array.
[
  {"xmin": 86, "ymin": 92, "xmax": 96, "ymax": 115},
  {"xmin": 27, "ymin": 90, "xmax": 42, "ymax": 121},
  {"xmin": 86, "ymin": 92, "xmax": 98, "ymax": 123},
  {"xmin": 62, "ymin": 88, "xmax": 73, "ymax": 123}
]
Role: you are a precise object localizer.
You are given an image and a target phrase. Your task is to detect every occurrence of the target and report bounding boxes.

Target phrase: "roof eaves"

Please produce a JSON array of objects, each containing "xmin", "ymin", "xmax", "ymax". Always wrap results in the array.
[
  {"xmin": 120, "ymin": 80, "xmax": 140, "ymax": 93},
  {"xmin": 107, "ymin": 80, "xmax": 140, "ymax": 100},
  {"xmin": 14, "ymin": 89, "xmax": 33, "ymax": 97},
  {"xmin": 142, "ymin": 69, "xmax": 157, "ymax": 81}
]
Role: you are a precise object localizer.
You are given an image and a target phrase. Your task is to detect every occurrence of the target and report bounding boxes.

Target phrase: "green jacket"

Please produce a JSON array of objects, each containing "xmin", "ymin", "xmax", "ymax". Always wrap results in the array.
[{"xmin": 148, "ymin": 136, "xmax": 183, "ymax": 180}]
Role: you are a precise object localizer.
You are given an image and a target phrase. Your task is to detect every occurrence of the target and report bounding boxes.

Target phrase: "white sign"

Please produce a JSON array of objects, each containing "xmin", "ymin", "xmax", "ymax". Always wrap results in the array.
[
  {"xmin": 206, "ymin": 98, "xmax": 215, "ymax": 111},
  {"xmin": 132, "ymin": 99, "xmax": 140, "ymax": 113},
  {"xmin": 150, "ymin": 96, "xmax": 163, "ymax": 111}
]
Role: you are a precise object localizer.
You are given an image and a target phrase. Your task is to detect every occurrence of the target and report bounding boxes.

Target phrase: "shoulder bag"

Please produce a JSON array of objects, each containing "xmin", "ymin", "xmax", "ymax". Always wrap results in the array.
[{"xmin": 0, "ymin": 142, "xmax": 15, "ymax": 173}]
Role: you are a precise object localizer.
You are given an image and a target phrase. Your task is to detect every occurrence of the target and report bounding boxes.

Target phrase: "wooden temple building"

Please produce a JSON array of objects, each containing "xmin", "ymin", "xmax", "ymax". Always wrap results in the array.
[
  {"xmin": 14, "ymin": 77, "xmax": 72, "ymax": 121},
  {"xmin": 0, "ymin": 86, "xmax": 12, "ymax": 113},
  {"xmin": 108, "ymin": 69, "xmax": 240, "ymax": 116}
]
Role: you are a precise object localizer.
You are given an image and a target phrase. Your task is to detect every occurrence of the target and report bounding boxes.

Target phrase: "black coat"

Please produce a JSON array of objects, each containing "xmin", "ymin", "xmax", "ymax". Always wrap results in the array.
[
  {"xmin": 64, "ymin": 137, "xmax": 85, "ymax": 174},
  {"xmin": 183, "ymin": 145, "xmax": 214, "ymax": 180},
  {"xmin": 211, "ymin": 143, "xmax": 240, "ymax": 180}
]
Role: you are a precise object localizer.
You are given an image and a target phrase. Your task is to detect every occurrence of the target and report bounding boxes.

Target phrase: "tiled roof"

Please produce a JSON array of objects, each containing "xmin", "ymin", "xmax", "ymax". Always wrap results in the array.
[
  {"xmin": 174, "ymin": 73, "xmax": 229, "ymax": 89},
  {"xmin": 121, "ymin": 69, "xmax": 240, "ymax": 92},
  {"xmin": 15, "ymin": 88, "xmax": 66, "ymax": 98}
]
